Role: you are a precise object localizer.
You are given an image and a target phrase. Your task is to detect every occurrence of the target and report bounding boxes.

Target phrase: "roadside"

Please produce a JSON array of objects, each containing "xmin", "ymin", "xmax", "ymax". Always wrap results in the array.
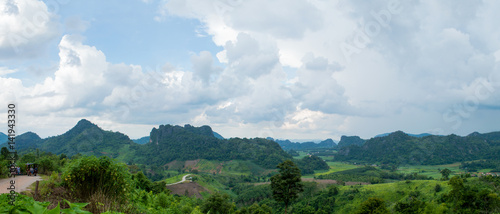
[
  {"xmin": 0, "ymin": 175, "xmax": 44, "ymax": 194},
  {"xmin": 166, "ymin": 174, "xmax": 191, "ymax": 186}
]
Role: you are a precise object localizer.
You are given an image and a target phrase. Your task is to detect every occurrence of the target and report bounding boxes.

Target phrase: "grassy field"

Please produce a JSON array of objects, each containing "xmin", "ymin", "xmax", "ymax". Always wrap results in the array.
[
  {"xmin": 293, "ymin": 151, "xmax": 309, "ymax": 160},
  {"xmin": 396, "ymin": 162, "xmax": 463, "ymax": 179},
  {"xmin": 334, "ymin": 179, "xmax": 453, "ymax": 213},
  {"xmin": 313, "ymin": 161, "xmax": 363, "ymax": 177}
]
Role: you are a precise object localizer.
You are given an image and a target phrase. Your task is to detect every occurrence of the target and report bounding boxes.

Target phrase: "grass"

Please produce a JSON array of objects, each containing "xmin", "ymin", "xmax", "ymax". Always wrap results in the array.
[
  {"xmin": 314, "ymin": 161, "xmax": 362, "ymax": 177},
  {"xmin": 397, "ymin": 162, "xmax": 463, "ymax": 179},
  {"xmin": 164, "ymin": 173, "xmax": 189, "ymax": 184},
  {"xmin": 334, "ymin": 179, "xmax": 453, "ymax": 213},
  {"xmin": 293, "ymin": 151, "xmax": 309, "ymax": 160}
]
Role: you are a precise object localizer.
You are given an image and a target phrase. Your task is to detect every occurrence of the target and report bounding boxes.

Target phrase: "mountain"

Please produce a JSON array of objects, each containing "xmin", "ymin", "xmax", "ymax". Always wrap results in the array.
[
  {"xmin": 0, "ymin": 132, "xmax": 7, "ymax": 144},
  {"xmin": 132, "ymin": 136, "xmax": 150, "ymax": 144},
  {"xmin": 0, "ymin": 132, "xmax": 43, "ymax": 152},
  {"xmin": 213, "ymin": 131, "xmax": 224, "ymax": 139},
  {"xmin": 132, "ymin": 124, "xmax": 292, "ymax": 168},
  {"xmin": 336, "ymin": 131, "xmax": 500, "ymax": 165},
  {"xmin": 337, "ymin": 135, "xmax": 366, "ymax": 149},
  {"xmin": 374, "ymin": 132, "xmax": 432, "ymax": 138},
  {"xmin": 40, "ymin": 119, "xmax": 135, "ymax": 157},
  {"xmin": 272, "ymin": 138, "xmax": 337, "ymax": 150}
]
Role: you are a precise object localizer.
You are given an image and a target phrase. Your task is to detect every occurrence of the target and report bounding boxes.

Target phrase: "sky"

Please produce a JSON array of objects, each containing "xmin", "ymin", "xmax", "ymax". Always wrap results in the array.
[{"xmin": 1, "ymin": 0, "xmax": 500, "ymax": 141}]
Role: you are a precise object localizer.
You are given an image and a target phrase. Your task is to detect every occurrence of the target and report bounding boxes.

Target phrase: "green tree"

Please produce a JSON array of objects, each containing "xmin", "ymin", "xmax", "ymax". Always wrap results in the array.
[
  {"xmin": 201, "ymin": 192, "xmax": 235, "ymax": 214},
  {"xmin": 440, "ymin": 168, "xmax": 452, "ymax": 180},
  {"xmin": 355, "ymin": 197, "xmax": 389, "ymax": 214},
  {"xmin": 270, "ymin": 160, "xmax": 304, "ymax": 214},
  {"xmin": 0, "ymin": 147, "xmax": 9, "ymax": 160}
]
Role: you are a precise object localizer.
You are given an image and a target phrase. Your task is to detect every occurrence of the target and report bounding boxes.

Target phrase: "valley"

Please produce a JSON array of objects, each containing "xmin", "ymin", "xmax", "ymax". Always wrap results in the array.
[{"xmin": 1, "ymin": 119, "xmax": 500, "ymax": 213}]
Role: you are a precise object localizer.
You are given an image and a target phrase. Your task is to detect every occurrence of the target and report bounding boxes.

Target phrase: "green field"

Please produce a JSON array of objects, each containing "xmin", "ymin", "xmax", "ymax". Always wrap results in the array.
[
  {"xmin": 334, "ymin": 179, "xmax": 452, "ymax": 213},
  {"xmin": 396, "ymin": 162, "xmax": 463, "ymax": 179},
  {"xmin": 313, "ymin": 161, "xmax": 363, "ymax": 177}
]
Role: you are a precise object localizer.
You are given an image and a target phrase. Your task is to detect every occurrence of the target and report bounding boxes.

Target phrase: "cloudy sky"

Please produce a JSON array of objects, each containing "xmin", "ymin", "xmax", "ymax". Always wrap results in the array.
[{"xmin": 1, "ymin": 0, "xmax": 500, "ymax": 141}]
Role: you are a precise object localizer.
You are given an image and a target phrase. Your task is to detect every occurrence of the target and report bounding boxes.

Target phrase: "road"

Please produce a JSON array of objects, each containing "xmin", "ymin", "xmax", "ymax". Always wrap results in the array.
[
  {"xmin": 0, "ymin": 175, "xmax": 43, "ymax": 194},
  {"xmin": 166, "ymin": 174, "xmax": 191, "ymax": 186}
]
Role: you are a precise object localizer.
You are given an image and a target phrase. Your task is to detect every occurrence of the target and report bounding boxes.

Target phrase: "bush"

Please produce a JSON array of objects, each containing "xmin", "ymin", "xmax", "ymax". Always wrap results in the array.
[{"xmin": 62, "ymin": 155, "xmax": 131, "ymax": 202}]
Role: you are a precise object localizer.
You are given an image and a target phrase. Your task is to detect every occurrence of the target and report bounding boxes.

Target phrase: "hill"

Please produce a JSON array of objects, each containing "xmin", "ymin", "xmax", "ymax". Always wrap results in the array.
[
  {"xmin": 40, "ymin": 119, "xmax": 135, "ymax": 158},
  {"xmin": 213, "ymin": 131, "xmax": 224, "ymax": 139},
  {"xmin": 0, "ymin": 132, "xmax": 43, "ymax": 152},
  {"xmin": 272, "ymin": 138, "xmax": 336, "ymax": 150},
  {"xmin": 336, "ymin": 131, "xmax": 500, "ymax": 165},
  {"xmin": 0, "ymin": 132, "xmax": 7, "ymax": 144},
  {"xmin": 337, "ymin": 135, "xmax": 365, "ymax": 149},
  {"xmin": 374, "ymin": 132, "xmax": 432, "ymax": 138},
  {"xmin": 132, "ymin": 136, "xmax": 150, "ymax": 144},
  {"xmin": 132, "ymin": 124, "xmax": 292, "ymax": 168}
]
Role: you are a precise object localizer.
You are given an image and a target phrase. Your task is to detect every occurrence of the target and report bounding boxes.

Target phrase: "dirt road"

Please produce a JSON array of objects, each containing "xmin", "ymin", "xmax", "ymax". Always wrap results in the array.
[
  {"xmin": 0, "ymin": 175, "xmax": 43, "ymax": 194},
  {"xmin": 166, "ymin": 174, "xmax": 191, "ymax": 186}
]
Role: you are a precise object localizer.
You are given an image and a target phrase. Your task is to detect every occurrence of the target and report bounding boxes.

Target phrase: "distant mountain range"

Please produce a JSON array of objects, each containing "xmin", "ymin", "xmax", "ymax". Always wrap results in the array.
[
  {"xmin": 0, "ymin": 119, "xmax": 290, "ymax": 169},
  {"xmin": 0, "ymin": 132, "xmax": 7, "ymax": 144},
  {"xmin": 2, "ymin": 123, "xmax": 500, "ymax": 167},
  {"xmin": 269, "ymin": 138, "xmax": 336, "ymax": 150},
  {"xmin": 336, "ymin": 130, "xmax": 500, "ymax": 165},
  {"xmin": 374, "ymin": 132, "xmax": 433, "ymax": 138},
  {"xmin": 132, "ymin": 136, "xmax": 150, "ymax": 144}
]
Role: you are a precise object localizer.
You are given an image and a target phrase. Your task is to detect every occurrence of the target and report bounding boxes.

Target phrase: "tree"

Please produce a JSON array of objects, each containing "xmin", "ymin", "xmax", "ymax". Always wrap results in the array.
[
  {"xmin": 1, "ymin": 147, "xmax": 9, "ymax": 160},
  {"xmin": 440, "ymin": 168, "xmax": 452, "ymax": 180},
  {"xmin": 270, "ymin": 160, "xmax": 304, "ymax": 214},
  {"xmin": 355, "ymin": 197, "xmax": 389, "ymax": 214},
  {"xmin": 201, "ymin": 192, "xmax": 235, "ymax": 214}
]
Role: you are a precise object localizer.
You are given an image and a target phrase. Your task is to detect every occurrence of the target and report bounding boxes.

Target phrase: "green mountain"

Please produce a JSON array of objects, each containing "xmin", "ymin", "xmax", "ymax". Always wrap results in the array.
[
  {"xmin": 213, "ymin": 131, "xmax": 224, "ymax": 139},
  {"xmin": 271, "ymin": 138, "xmax": 337, "ymax": 150},
  {"xmin": 40, "ymin": 119, "xmax": 135, "ymax": 158},
  {"xmin": 335, "ymin": 131, "xmax": 500, "ymax": 165},
  {"xmin": 0, "ymin": 132, "xmax": 7, "ymax": 144},
  {"xmin": 0, "ymin": 132, "xmax": 43, "ymax": 152},
  {"xmin": 132, "ymin": 136, "xmax": 150, "ymax": 144},
  {"xmin": 337, "ymin": 135, "xmax": 366, "ymax": 149},
  {"xmin": 132, "ymin": 124, "xmax": 292, "ymax": 168}
]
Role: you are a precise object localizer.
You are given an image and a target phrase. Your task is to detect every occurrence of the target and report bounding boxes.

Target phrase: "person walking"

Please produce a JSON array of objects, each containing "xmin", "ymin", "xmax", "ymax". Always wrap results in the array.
[{"xmin": 30, "ymin": 167, "xmax": 34, "ymax": 176}]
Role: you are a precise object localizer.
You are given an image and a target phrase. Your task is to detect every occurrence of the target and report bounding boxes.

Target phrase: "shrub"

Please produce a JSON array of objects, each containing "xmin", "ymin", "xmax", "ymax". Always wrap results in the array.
[{"xmin": 62, "ymin": 155, "xmax": 131, "ymax": 202}]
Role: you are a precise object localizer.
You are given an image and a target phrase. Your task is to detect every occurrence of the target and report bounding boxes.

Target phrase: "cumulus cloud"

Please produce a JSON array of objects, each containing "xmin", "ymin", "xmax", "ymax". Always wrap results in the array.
[
  {"xmin": 3, "ymin": 0, "xmax": 500, "ymax": 140},
  {"xmin": 0, "ymin": 0, "xmax": 59, "ymax": 59}
]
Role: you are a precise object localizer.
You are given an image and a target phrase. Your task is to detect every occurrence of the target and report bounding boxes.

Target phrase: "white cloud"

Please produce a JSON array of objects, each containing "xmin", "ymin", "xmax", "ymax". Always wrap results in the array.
[
  {"xmin": 0, "ymin": 0, "xmax": 59, "ymax": 59},
  {"xmin": 3, "ymin": 0, "xmax": 500, "ymax": 141},
  {"xmin": 0, "ymin": 66, "xmax": 17, "ymax": 76}
]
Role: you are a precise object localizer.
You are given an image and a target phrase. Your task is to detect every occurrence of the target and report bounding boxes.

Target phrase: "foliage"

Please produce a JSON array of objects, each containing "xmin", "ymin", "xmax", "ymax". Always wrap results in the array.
[
  {"xmin": 287, "ymin": 149, "xmax": 299, "ymax": 157},
  {"xmin": 132, "ymin": 124, "xmax": 292, "ymax": 170},
  {"xmin": 443, "ymin": 176, "xmax": 500, "ymax": 213},
  {"xmin": 0, "ymin": 194, "xmax": 92, "ymax": 214},
  {"xmin": 336, "ymin": 131, "xmax": 500, "ymax": 165},
  {"xmin": 270, "ymin": 160, "xmax": 304, "ymax": 214},
  {"xmin": 62, "ymin": 155, "xmax": 131, "ymax": 202},
  {"xmin": 201, "ymin": 192, "xmax": 236, "ymax": 214},
  {"xmin": 295, "ymin": 155, "xmax": 330, "ymax": 175},
  {"xmin": 354, "ymin": 197, "xmax": 389, "ymax": 214},
  {"xmin": 460, "ymin": 159, "xmax": 500, "ymax": 172},
  {"xmin": 440, "ymin": 168, "xmax": 451, "ymax": 180}
]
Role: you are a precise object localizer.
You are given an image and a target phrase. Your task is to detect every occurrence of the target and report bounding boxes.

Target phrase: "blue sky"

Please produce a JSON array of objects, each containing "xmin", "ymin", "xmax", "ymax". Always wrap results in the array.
[{"xmin": 1, "ymin": 0, "xmax": 500, "ymax": 140}]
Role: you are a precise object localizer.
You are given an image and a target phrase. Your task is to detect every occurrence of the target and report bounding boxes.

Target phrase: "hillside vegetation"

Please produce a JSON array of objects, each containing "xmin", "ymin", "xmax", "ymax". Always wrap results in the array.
[{"xmin": 336, "ymin": 131, "xmax": 500, "ymax": 165}]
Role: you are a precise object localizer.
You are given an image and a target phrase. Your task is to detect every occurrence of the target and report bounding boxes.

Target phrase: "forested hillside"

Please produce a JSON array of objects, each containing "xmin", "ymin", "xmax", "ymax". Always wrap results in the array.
[
  {"xmin": 8, "ymin": 120, "xmax": 291, "ymax": 170},
  {"xmin": 132, "ymin": 124, "xmax": 291, "ymax": 168},
  {"xmin": 272, "ymin": 138, "xmax": 336, "ymax": 150},
  {"xmin": 336, "ymin": 135, "xmax": 365, "ymax": 149},
  {"xmin": 336, "ymin": 131, "xmax": 500, "ymax": 165}
]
